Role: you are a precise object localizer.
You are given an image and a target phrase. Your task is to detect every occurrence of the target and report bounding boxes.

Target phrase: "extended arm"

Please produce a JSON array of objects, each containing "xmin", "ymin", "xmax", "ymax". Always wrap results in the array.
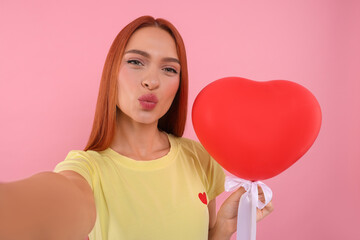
[{"xmin": 0, "ymin": 171, "xmax": 96, "ymax": 240}]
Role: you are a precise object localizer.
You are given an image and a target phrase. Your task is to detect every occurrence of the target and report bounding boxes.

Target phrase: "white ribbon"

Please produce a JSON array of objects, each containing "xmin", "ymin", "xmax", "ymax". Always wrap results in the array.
[{"xmin": 225, "ymin": 176, "xmax": 273, "ymax": 240}]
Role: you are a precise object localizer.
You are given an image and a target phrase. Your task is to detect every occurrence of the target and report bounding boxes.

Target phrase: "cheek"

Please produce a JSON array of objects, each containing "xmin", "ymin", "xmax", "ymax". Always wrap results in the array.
[
  {"xmin": 163, "ymin": 83, "xmax": 179, "ymax": 104},
  {"xmin": 119, "ymin": 66, "xmax": 132, "ymax": 84},
  {"xmin": 118, "ymin": 67, "xmax": 139, "ymax": 93},
  {"xmin": 168, "ymin": 77, "xmax": 180, "ymax": 96}
]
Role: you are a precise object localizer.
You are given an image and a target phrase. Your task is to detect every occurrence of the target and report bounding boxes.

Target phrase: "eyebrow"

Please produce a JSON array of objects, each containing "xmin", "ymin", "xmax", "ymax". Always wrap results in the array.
[{"xmin": 124, "ymin": 49, "xmax": 181, "ymax": 65}]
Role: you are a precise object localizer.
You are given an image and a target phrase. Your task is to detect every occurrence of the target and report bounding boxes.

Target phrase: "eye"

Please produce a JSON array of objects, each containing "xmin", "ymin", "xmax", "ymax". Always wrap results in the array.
[
  {"xmin": 127, "ymin": 59, "xmax": 143, "ymax": 66},
  {"xmin": 163, "ymin": 67, "xmax": 178, "ymax": 74}
]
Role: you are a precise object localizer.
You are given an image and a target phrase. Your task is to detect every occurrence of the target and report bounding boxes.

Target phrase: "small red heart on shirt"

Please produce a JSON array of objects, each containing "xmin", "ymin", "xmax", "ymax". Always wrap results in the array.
[{"xmin": 198, "ymin": 192, "xmax": 207, "ymax": 205}]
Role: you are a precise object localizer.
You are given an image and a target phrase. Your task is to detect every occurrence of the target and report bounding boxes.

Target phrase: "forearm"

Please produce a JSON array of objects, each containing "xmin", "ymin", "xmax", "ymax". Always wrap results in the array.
[
  {"xmin": 208, "ymin": 218, "xmax": 233, "ymax": 240},
  {"xmin": 0, "ymin": 172, "xmax": 92, "ymax": 240}
]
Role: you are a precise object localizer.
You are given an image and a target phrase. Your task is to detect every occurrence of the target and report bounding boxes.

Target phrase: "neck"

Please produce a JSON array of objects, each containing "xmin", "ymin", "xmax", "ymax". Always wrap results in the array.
[{"xmin": 109, "ymin": 111, "xmax": 170, "ymax": 161}]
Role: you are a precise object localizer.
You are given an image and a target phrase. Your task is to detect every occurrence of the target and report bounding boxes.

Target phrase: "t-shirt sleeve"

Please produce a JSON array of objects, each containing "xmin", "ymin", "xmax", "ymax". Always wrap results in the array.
[
  {"xmin": 195, "ymin": 142, "xmax": 226, "ymax": 201},
  {"xmin": 206, "ymin": 155, "xmax": 226, "ymax": 201},
  {"xmin": 53, "ymin": 150, "xmax": 95, "ymax": 190}
]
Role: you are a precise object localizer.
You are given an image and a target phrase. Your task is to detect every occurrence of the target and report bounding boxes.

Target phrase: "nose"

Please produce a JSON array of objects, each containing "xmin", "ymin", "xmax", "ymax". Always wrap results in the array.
[{"xmin": 141, "ymin": 69, "xmax": 160, "ymax": 90}]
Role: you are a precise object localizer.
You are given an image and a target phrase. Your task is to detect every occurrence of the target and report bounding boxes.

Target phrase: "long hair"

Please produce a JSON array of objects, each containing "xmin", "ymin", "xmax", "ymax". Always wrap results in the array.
[{"xmin": 84, "ymin": 16, "xmax": 188, "ymax": 151}]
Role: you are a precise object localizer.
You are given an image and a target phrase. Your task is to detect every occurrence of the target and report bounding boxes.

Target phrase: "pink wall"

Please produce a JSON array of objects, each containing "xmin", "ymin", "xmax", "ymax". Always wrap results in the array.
[{"xmin": 1, "ymin": 0, "xmax": 359, "ymax": 239}]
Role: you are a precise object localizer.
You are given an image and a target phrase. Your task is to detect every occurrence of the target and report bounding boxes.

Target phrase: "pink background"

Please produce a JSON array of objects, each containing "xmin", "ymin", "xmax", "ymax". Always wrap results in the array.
[{"xmin": 1, "ymin": 0, "xmax": 359, "ymax": 239}]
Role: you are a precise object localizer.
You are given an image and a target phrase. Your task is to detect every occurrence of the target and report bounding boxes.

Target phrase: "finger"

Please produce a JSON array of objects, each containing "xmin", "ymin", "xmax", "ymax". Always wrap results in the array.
[
  {"xmin": 257, "ymin": 201, "xmax": 274, "ymax": 221},
  {"xmin": 263, "ymin": 201, "xmax": 274, "ymax": 215},
  {"xmin": 257, "ymin": 187, "xmax": 265, "ymax": 203},
  {"xmin": 258, "ymin": 194, "xmax": 265, "ymax": 204},
  {"xmin": 225, "ymin": 186, "xmax": 246, "ymax": 204}
]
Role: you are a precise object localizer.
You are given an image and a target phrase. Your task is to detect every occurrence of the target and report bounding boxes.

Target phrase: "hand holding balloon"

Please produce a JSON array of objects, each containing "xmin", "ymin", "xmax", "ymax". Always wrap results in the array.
[
  {"xmin": 209, "ymin": 185, "xmax": 274, "ymax": 239},
  {"xmin": 216, "ymin": 186, "xmax": 274, "ymax": 231}
]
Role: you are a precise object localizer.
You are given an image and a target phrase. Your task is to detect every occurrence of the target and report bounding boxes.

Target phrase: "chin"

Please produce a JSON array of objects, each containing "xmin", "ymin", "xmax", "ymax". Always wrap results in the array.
[{"xmin": 134, "ymin": 114, "xmax": 159, "ymax": 125}]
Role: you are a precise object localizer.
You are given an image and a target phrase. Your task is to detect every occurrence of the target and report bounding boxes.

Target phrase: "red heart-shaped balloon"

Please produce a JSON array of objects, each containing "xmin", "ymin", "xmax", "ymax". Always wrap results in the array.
[{"xmin": 192, "ymin": 77, "xmax": 322, "ymax": 181}]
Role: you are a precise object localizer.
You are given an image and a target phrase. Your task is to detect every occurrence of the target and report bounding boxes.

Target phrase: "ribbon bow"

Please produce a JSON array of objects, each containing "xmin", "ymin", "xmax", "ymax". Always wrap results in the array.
[{"xmin": 225, "ymin": 176, "xmax": 273, "ymax": 240}]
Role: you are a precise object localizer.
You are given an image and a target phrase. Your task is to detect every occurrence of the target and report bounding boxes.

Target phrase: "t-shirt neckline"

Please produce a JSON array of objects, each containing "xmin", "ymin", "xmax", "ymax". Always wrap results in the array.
[{"xmin": 103, "ymin": 133, "xmax": 178, "ymax": 171}]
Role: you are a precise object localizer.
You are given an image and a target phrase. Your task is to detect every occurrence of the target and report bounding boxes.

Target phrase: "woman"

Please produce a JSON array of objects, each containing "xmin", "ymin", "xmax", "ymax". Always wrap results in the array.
[{"xmin": 0, "ymin": 16, "xmax": 273, "ymax": 240}]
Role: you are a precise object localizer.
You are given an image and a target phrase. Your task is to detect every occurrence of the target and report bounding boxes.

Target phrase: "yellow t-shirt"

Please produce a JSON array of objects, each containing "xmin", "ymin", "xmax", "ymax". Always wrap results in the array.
[{"xmin": 53, "ymin": 134, "xmax": 226, "ymax": 240}]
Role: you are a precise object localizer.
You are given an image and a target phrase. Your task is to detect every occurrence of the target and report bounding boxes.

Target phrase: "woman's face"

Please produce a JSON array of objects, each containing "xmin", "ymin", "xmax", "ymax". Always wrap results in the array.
[{"xmin": 117, "ymin": 26, "xmax": 180, "ymax": 125}]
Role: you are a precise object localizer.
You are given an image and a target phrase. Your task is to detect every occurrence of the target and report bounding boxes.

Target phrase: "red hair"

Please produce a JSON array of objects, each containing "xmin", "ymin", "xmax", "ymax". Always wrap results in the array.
[{"xmin": 84, "ymin": 16, "xmax": 188, "ymax": 151}]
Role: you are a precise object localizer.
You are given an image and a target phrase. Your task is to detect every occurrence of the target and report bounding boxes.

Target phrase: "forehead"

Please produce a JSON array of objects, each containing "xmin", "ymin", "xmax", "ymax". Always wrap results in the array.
[{"xmin": 125, "ymin": 27, "xmax": 178, "ymax": 58}]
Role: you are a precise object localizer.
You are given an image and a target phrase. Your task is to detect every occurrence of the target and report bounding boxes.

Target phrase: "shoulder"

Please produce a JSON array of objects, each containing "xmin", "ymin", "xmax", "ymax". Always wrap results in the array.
[
  {"xmin": 174, "ymin": 136, "xmax": 226, "ymax": 198},
  {"xmin": 57, "ymin": 149, "xmax": 105, "ymax": 173},
  {"xmin": 173, "ymin": 136, "xmax": 206, "ymax": 152},
  {"xmin": 54, "ymin": 149, "xmax": 103, "ymax": 189},
  {"xmin": 65, "ymin": 149, "xmax": 103, "ymax": 162},
  {"xmin": 172, "ymin": 135, "xmax": 212, "ymax": 161},
  {"xmin": 174, "ymin": 136, "xmax": 198, "ymax": 146}
]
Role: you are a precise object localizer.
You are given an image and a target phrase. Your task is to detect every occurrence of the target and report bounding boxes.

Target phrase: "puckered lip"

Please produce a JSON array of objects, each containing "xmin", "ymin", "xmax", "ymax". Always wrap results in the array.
[{"xmin": 138, "ymin": 94, "xmax": 159, "ymax": 103}]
